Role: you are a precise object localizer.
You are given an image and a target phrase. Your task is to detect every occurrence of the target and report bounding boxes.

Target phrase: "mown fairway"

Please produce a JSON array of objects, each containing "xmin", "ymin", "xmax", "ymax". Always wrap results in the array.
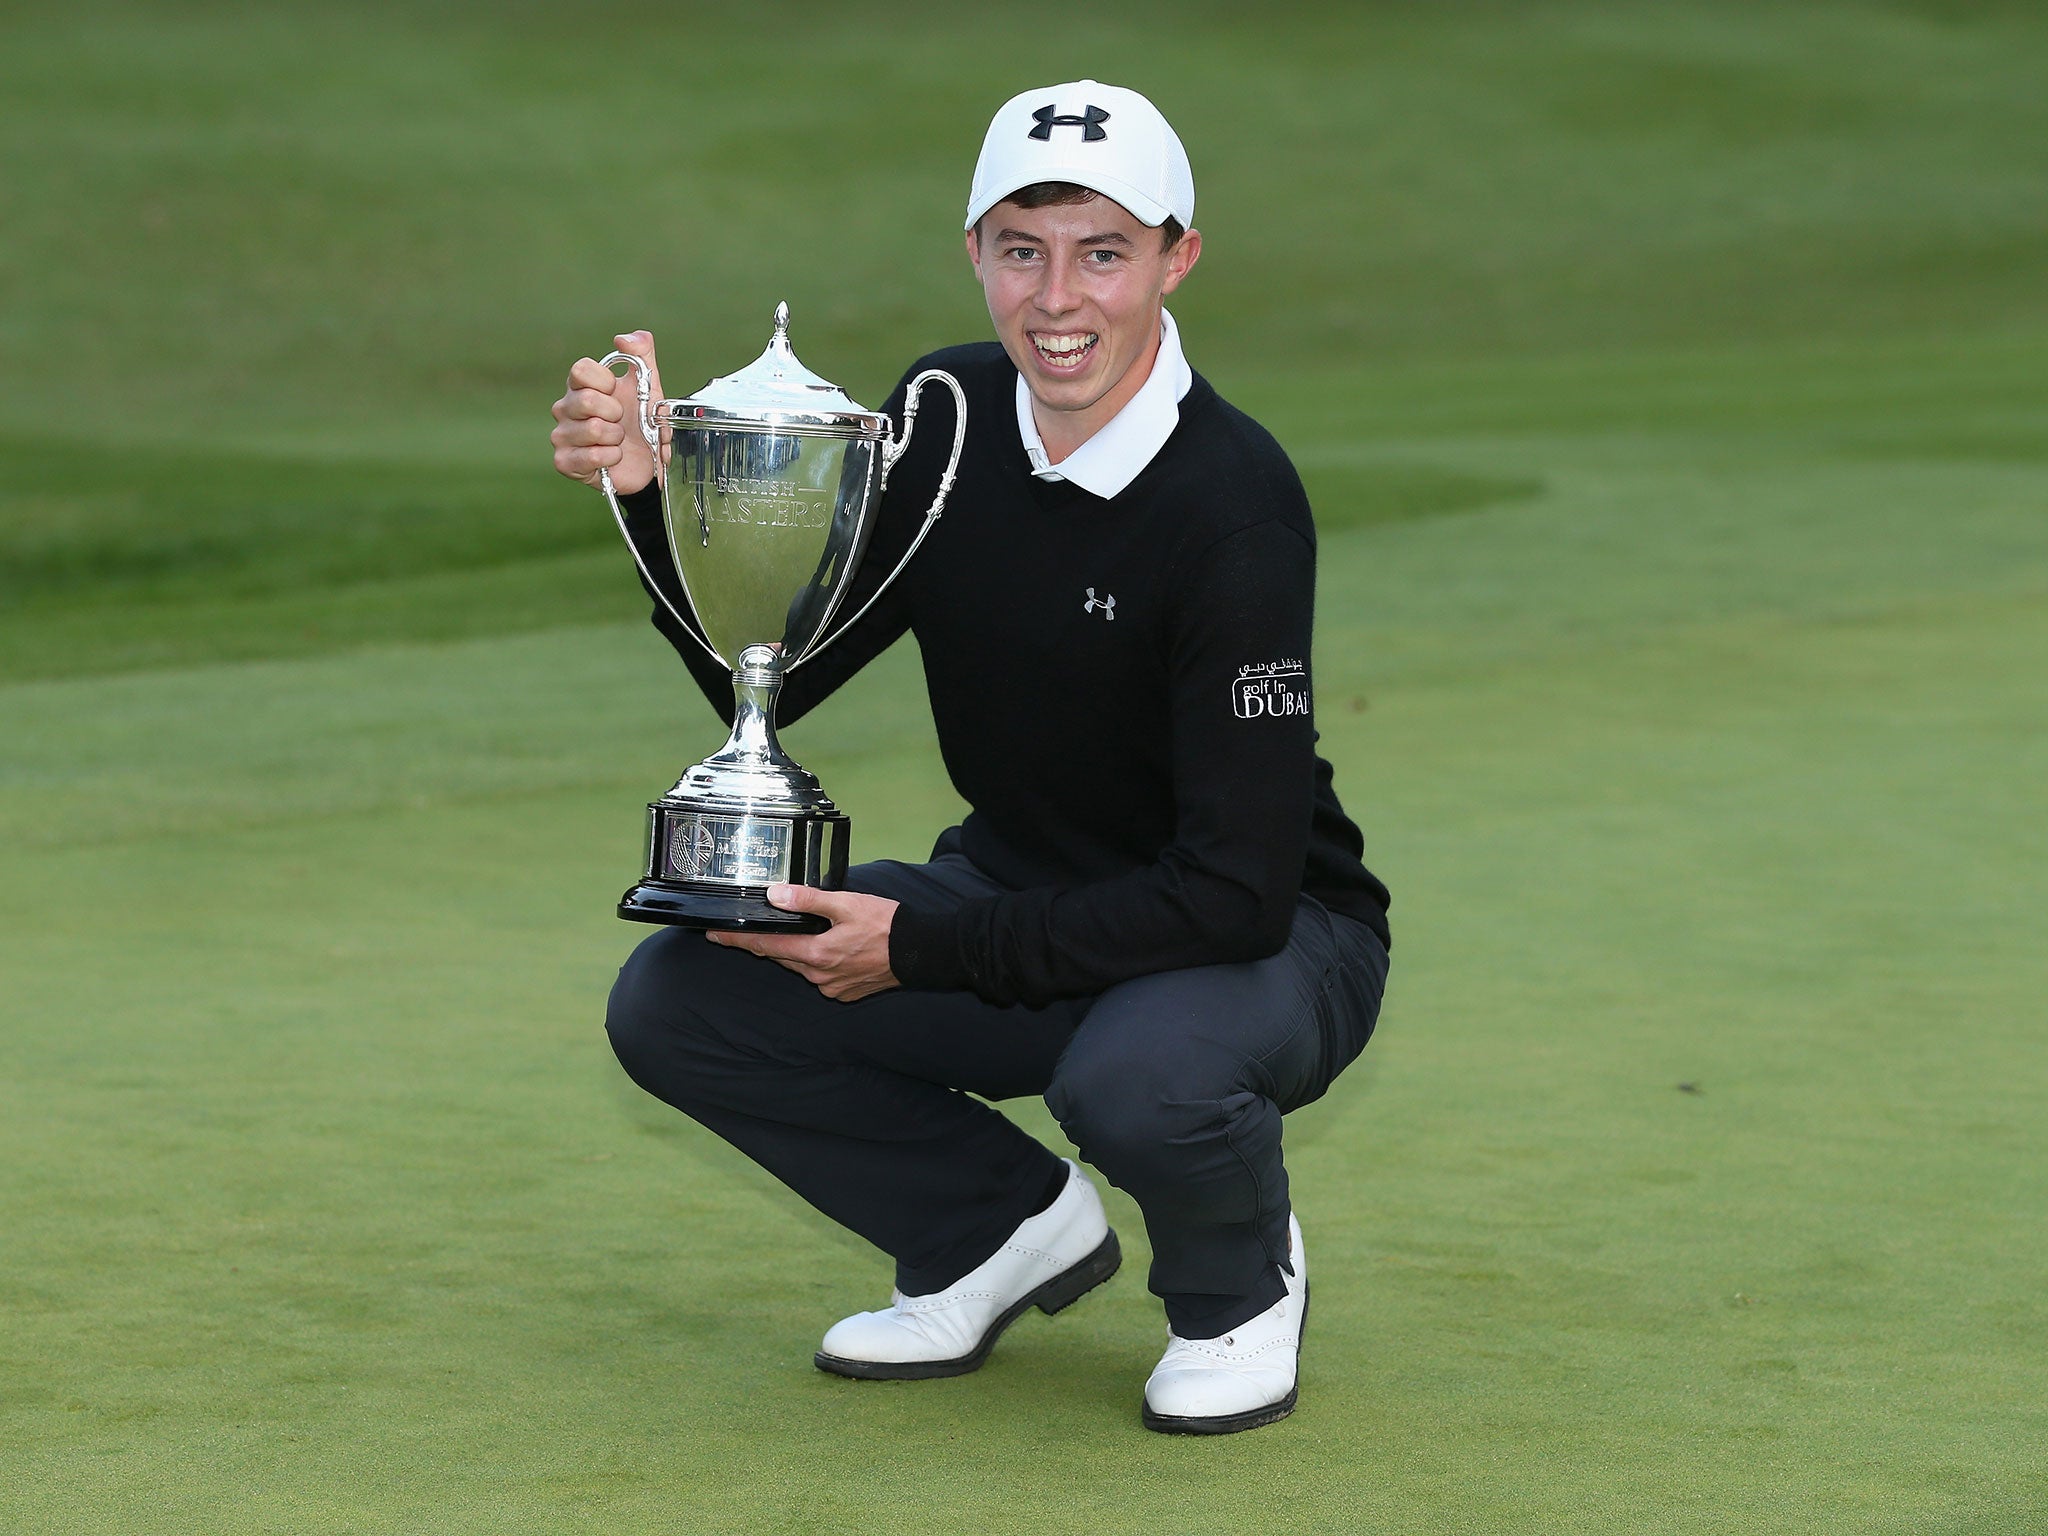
[{"xmin": 3, "ymin": 3, "xmax": 2044, "ymax": 1532}]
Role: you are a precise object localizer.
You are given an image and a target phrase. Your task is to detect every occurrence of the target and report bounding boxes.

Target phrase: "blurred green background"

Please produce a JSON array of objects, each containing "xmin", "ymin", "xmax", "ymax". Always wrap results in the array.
[{"xmin": 3, "ymin": 2, "xmax": 2044, "ymax": 1532}]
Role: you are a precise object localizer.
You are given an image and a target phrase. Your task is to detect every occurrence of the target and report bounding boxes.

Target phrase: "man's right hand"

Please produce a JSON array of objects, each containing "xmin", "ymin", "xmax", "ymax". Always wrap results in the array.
[{"xmin": 551, "ymin": 330, "xmax": 665, "ymax": 494}]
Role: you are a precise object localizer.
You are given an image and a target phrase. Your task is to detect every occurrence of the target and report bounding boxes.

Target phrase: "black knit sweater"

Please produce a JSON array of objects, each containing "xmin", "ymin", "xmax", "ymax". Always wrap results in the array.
[{"xmin": 620, "ymin": 341, "xmax": 1389, "ymax": 1008}]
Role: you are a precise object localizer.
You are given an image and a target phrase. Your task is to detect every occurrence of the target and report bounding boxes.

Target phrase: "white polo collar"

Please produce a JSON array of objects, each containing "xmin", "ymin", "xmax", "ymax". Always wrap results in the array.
[{"xmin": 1016, "ymin": 307, "xmax": 1194, "ymax": 499}]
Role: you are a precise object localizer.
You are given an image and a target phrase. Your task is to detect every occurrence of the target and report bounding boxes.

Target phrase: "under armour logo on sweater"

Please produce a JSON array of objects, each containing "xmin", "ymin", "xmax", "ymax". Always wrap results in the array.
[
  {"xmin": 1083, "ymin": 587, "xmax": 1117, "ymax": 620},
  {"xmin": 1030, "ymin": 104, "xmax": 1110, "ymax": 142}
]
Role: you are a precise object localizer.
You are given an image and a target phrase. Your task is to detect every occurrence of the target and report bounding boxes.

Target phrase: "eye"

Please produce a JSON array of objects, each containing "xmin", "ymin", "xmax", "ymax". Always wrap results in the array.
[
  {"xmin": 1005, "ymin": 246, "xmax": 1042, "ymax": 262},
  {"xmin": 1084, "ymin": 249, "xmax": 1120, "ymax": 266}
]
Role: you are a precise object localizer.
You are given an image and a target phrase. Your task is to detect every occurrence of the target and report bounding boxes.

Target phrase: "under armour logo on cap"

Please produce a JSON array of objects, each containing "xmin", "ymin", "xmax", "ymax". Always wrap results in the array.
[{"xmin": 1029, "ymin": 103, "xmax": 1110, "ymax": 142}]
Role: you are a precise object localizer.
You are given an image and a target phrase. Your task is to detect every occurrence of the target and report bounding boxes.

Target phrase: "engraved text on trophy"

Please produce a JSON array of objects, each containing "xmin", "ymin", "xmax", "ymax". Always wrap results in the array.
[
  {"xmin": 664, "ymin": 812, "xmax": 793, "ymax": 885},
  {"xmin": 706, "ymin": 475, "xmax": 834, "ymax": 529}
]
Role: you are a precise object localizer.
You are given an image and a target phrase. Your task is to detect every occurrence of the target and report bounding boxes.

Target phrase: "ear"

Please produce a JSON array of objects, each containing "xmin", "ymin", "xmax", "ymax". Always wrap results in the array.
[
  {"xmin": 965, "ymin": 225, "xmax": 983, "ymax": 280},
  {"xmin": 1159, "ymin": 227, "xmax": 1203, "ymax": 296}
]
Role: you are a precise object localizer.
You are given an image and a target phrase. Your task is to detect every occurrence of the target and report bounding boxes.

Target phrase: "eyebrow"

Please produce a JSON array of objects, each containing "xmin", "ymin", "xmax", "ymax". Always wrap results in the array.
[{"xmin": 993, "ymin": 228, "xmax": 1135, "ymax": 248}]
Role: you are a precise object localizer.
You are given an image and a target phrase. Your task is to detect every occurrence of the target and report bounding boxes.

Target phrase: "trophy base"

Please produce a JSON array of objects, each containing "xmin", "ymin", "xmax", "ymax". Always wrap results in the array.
[
  {"xmin": 621, "ymin": 800, "xmax": 851, "ymax": 933},
  {"xmin": 617, "ymin": 882, "xmax": 829, "ymax": 934}
]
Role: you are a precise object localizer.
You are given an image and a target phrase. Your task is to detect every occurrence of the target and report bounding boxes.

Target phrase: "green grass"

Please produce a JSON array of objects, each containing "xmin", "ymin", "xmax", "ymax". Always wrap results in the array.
[{"xmin": 3, "ymin": 2, "xmax": 2046, "ymax": 1532}]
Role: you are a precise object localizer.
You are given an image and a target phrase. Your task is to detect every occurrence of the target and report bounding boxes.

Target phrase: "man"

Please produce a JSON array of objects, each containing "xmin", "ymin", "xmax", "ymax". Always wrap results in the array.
[{"xmin": 549, "ymin": 80, "xmax": 1390, "ymax": 1435}]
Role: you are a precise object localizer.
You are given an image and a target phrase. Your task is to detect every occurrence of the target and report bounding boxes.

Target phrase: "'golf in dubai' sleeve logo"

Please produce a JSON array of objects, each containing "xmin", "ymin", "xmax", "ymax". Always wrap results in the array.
[{"xmin": 1232, "ymin": 658, "xmax": 1309, "ymax": 719}]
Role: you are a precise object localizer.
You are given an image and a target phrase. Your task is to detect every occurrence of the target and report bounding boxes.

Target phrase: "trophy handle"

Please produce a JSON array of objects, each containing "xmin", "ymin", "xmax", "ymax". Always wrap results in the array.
[
  {"xmin": 793, "ymin": 368, "xmax": 966, "ymax": 671},
  {"xmin": 591, "ymin": 350, "xmax": 724, "ymax": 668}
]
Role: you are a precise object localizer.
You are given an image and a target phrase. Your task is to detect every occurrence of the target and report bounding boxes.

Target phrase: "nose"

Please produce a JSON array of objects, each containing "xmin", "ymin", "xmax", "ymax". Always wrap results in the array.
[{"xmin": 1035, "ymin": 257, "xmax": 1080, "ymax": 319}]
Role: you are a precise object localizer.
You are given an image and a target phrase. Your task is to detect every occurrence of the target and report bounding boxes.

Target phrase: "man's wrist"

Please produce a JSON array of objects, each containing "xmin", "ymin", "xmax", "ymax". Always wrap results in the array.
[
  {"xmin": 617, "ymin": 479, "xmax": 664, "ymax": 516},
  {"xmin": 887, "ymin": 905, "xmax": 966, "ymax": 992}
]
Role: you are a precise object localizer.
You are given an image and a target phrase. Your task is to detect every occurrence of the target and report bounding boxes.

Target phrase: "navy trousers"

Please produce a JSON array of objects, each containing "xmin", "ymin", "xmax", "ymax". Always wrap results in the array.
[{"xmin": 605, "ymin": 839, "xmax": 1389, "ymax": 1338}]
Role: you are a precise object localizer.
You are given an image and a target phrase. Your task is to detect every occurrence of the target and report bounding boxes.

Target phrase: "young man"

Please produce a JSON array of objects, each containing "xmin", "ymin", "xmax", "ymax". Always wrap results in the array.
[{"xmin": 549, "ymin": 80, "xmax": 1390, "ymax": 1435}]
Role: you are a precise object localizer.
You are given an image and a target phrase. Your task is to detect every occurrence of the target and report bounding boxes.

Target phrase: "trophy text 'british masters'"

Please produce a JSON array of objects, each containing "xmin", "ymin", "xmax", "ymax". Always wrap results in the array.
[{"xmin": 593, "ymin": 303, "xmax": 966, "ymax": 933}]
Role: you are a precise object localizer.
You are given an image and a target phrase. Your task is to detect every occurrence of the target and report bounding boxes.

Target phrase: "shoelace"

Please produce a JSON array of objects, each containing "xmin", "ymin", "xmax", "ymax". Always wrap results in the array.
[{"xmin": 1160, "ymin": 1297, "xmax": 1292, "ymax": 1360}]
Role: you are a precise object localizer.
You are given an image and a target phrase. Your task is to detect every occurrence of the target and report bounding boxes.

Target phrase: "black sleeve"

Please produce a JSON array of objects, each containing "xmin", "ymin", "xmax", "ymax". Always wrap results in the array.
[
  {"xmin": 616, "ymin": 482, "xmax": 735, "ymax": 719},
  {"xmin": 615, "ymin": 367, "xmax": 930, "ymax": 728},
  {"xmin": 888, "ymin": 517, "xmax": 1319, "ymax": 1007}
]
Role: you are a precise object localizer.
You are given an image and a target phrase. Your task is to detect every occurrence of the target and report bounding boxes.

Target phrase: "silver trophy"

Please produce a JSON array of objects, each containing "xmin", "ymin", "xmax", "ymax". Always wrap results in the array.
[{"xmin": 594, "ymin": 303, "xmax": 966, "ymax": 932}]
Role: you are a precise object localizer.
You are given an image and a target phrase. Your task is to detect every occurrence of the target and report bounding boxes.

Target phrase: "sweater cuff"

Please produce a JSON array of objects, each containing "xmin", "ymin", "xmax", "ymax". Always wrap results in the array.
[
  {"xmin": 617, "ymin": 480, "xmax": 665, "ymax": 522},
  {"xmin": 888, "ymin": 904, "xmax": 970, "ymax": 992}
]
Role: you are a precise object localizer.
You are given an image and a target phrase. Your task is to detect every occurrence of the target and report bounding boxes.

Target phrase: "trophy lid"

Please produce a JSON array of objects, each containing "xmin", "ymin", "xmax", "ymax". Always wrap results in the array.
[{"xmin": 667, "ymin": 302, "xmax": 888, "ymax": 438}]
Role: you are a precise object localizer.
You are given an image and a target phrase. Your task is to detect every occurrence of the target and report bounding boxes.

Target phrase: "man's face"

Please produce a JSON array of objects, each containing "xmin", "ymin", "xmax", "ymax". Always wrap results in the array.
[{"xmin": 967, "ymin": 196, "xmax": 1201, "ymax": 449}]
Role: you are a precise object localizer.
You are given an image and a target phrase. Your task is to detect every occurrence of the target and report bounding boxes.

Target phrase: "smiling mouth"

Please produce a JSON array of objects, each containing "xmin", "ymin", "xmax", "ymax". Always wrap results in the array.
[{"xmin": 1031, "ymin": 331, "xmax": 1098, "ymax": 368}]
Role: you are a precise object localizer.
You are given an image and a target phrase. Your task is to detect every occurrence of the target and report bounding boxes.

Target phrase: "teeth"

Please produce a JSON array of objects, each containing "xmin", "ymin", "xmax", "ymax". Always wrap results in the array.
[{"xmin": 1033, "ymin": 332, "xmax": 1097, "ymax": 361}]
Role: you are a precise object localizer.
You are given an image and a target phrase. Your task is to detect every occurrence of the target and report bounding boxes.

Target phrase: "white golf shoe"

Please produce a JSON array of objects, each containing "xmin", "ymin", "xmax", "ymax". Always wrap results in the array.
[
  {"xmin": 1141, "ymin": 1213, "xmax": 1308, "ymax": 1434},
  {"xmin": 814, "ymin": 1160, "xmax": 1121, "ymax": 1380}
]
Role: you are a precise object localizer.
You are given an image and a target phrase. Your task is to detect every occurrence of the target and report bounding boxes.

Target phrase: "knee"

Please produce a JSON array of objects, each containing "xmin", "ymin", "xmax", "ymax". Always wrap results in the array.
[
  {"xmin": 604, "ymin": 926, "xmax": 717, "ymax": 1083},
  {"xmin": 1046, "ymin": 1042, "xmax": 1215, "ymax": 1187}
]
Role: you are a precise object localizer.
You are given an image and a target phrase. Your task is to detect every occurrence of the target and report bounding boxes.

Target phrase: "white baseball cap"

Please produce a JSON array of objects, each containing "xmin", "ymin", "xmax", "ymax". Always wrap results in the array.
[{"xmin": 965, "ymin": 79, "xmax": 1195, "ymax": 231}]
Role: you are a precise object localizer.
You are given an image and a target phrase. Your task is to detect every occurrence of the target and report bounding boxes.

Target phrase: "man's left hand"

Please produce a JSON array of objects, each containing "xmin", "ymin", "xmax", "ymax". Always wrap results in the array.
[{"xmin": 707, "ymin": 885, "xmax": 902, "ymax": 1002}]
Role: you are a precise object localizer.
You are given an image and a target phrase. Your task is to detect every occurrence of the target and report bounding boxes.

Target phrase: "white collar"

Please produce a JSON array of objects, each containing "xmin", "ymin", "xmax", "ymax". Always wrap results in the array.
[{"xmin": 1016, "ymin": 307, "xmax": 1194, "ymax": 499}]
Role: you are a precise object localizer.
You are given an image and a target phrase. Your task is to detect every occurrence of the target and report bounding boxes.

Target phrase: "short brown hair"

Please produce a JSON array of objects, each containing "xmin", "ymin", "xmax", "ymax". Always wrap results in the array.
[{"xmin": 976, "ymin": 180, "xmax": 1187, "ymax": 250}]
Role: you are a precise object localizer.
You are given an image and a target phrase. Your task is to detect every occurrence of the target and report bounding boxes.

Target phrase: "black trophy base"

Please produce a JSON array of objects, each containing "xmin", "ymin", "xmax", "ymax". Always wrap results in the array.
[{"xmin": 618, "ymin": 881, "xmax": 830, "ymax": 933}]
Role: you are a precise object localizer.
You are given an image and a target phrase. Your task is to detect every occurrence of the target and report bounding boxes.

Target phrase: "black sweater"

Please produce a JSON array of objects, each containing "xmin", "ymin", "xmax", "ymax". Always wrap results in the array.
[{"xmin": 620, "ymin": 341, "xmax": 1389, "ymax": 1007}]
